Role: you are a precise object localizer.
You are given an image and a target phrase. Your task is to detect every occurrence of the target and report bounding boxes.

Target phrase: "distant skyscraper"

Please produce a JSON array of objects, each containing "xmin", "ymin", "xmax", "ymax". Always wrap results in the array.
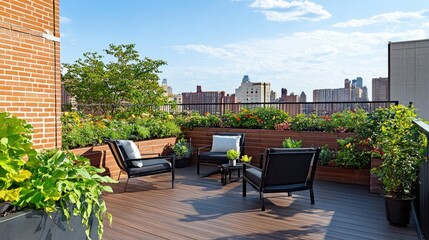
[
  {"xmin": 242, "ymin": 75, "xmax": 250, "ymax": 83},
  {"xmin": 161, "ymin": 78, "xmax": 173, "ymax": 97},
  {"xmin": 372, "ymin": 77, "xmax": 389, "ymax": 101},
  {"xmin": 270, "ymin": 90, "xmax": 277, "ymax": 102},
  {"xmin": 313, "ymin": 78, "xmax": 368, "ymax": 114},
  {"xmin": 235, "ymin": 75, "xmax": 270, "ymax": 103},
  {"xmin": 352, "ymin": 77, "xmax": 363, "ymax": 88},
  {"xmin": 299, "ymin": 91, "xmax": 307, "ymax": 102}
]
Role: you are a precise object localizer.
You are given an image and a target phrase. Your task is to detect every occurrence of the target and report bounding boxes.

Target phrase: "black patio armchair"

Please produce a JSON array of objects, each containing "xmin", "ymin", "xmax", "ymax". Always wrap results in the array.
[
  {"xmin": 197, "ymin": 132, "xmax": 245, "ymax": 175},
  {"xmin": 107, "ymin": 140, "xmax": 175, "ymax": 191},
  {"xmin": 243, "ymin": 148, "xmax": 320, "ymax": 211}
]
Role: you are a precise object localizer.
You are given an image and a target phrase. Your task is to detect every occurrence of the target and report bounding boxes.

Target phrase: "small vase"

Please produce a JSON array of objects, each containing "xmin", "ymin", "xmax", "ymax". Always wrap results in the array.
[{"xmin": 229, "ymin": 159, "xmax": 236, "ymax": 166}]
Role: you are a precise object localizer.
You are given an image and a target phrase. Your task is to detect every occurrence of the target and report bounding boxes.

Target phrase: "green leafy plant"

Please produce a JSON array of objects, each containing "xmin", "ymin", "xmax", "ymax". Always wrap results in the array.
[
  {"xmin": 0, "ymin": 112, "xmax": 36, "ymax": 204},
  {"xmin": 319, "ymin": 145, "xmax": 335, "ymax": 166},
  {"xmin": 335, "ymin": 137, "xmax": 369, "ymax": 169},
  {"xmin": 282, "ymin": 138, "xmax": 302, "ymax": 148},
  {"xmin": 226, "ymin": 149, "xmax": 239, "ymax": 160},
  {"xmin": 17, "ymin": 150, "xmax": 117, "ymax": 239},
  {"xmin": 172, "ymin": 138, "xmax": 193, "ymax": 159},
  {"xmin": 371, "ymin": 105, "xmax": 427, "ymax": 198}
]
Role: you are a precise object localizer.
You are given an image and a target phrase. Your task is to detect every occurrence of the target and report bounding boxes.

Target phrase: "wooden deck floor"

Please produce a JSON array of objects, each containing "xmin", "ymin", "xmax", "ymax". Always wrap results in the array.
[{"xmin": 102, "ymin": 166, "xmax": 418, "ymax": 240}]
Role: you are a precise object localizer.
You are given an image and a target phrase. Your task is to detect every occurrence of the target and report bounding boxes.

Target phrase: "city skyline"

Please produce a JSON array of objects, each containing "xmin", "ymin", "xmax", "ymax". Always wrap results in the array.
[{"xmin": 60, "ymin": 1, "xmax": 429, "ymax": 100}]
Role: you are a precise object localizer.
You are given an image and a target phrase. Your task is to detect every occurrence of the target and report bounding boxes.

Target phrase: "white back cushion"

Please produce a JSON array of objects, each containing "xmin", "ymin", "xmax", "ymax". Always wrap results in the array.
[
  {"xmin": 118, "ymin": 140, "xmax": 144, "ymax": 167},
  {"xmin": 210, "ymin": 135, "xmax": 241, "ymax": 153}
]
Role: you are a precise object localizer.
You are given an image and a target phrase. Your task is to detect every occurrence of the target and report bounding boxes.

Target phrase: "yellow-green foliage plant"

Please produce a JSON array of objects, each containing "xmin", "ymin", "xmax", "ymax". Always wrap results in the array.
[
  {"xmin": 17, "ymin": 150, "xmax": 117, "ymax": 240},
  {"xmin": 0, "ymin": 112, "xmax": 35, "ymax": 204}
]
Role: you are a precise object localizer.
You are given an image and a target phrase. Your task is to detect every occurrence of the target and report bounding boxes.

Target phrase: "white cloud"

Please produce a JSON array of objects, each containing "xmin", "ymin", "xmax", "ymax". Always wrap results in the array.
[
  {"xmin": 171, "ymin": 44, "xmax": 234, "ymax": 59},
  {"xmin": 168, "ymin": 29, "xmax": 426, "ymax": 98},
  {"xmin": 60, "ymin": 16, "xmax": 72, "ymax": 24},
  {"xmin": 332, "ymin": 10, "xmax": 429, "ymax": 28},
  {"xmin": 249, "ymin": 0, "xmax": 331, "ymax": 22},
  {"xmin": 423, "ymin": 22, "xmax": 429, "ymax": 28}
]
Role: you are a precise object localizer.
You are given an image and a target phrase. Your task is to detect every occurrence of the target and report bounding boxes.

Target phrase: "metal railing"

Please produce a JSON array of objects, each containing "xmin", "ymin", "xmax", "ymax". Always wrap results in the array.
[
  {"xmin": 62, "ymin": 101, "xmax": 399, "ymax": 116},
  {"xmin": 413, "ymin": 119, "xmax": 429, "ymax": 239},
  {"xmin": 159, "ymin": 101, "xmax": 398, "ymax": 116}
]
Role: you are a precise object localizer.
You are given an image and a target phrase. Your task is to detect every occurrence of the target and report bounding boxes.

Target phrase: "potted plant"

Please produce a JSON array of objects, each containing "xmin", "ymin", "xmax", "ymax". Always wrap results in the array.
[
  {"xmin": 226, "ymin": 149, "xmax": 239, "ymax": 166},
  {"xmin": 0, "ymin": 112, "xmax": 116, "ymax": 240},
  {"xmin": 172, "ymin": 138, "xmax": 193, "ymax": 168},
  {"xmin": 371, "ymin": 105, "xmax": 427, "ymax": 227},
  {"xmin": 241, "ymin": 155, "xmax": 252, "ymax": 163}
]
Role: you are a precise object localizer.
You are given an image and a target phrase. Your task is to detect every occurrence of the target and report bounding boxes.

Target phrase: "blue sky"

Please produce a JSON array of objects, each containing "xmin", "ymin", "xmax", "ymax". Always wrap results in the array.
[{"xmin": 60, "ymin": 0, "xmax": 429, "ymax": 100}]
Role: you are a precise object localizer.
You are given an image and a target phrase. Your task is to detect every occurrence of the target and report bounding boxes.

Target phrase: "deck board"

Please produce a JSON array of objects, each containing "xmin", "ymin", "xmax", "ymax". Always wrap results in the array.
[{"xmin": 102, "ymin": 166, "xmax": 418, "ymax": 240}]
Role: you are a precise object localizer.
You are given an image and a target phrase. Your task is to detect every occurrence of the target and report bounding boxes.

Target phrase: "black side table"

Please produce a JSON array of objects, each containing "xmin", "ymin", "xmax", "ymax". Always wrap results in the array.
[{"xmin": 220, "ymin": 163, "xmax": 243, "ymax": 185}]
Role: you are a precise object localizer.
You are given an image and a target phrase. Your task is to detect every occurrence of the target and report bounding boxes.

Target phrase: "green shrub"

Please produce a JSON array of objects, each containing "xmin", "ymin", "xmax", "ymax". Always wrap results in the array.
[
  {"xmin": 282, "ymin": 138, "xmax": 302, "ymax": 148},
  {"xmin": 61, "ymin": 113, "xmax": 182, "ymax": 149},
  {"xmin": 319, "ymin": 145, "xmax": 335, "ymax": 166},
  {"xmin": 371, "ymin": 104, "xmax": 427, "ymax": 197},
  {"xmin": 335, "ymin": 137, "xmax": 370, "ymax": 169},
  {"xmin": 172, "ymin": 138, "xmax": 193, "ymax": 159}
]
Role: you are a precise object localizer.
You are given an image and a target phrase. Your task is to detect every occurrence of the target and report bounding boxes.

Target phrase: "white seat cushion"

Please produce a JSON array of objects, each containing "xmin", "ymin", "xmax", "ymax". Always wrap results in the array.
[
  {"xmin": 118, "ymin": 140, "xmax": 144, "ymax": 167},
  {"xmin": 210, "ymin": 135, "xmax": 241, "ymax": 153}
]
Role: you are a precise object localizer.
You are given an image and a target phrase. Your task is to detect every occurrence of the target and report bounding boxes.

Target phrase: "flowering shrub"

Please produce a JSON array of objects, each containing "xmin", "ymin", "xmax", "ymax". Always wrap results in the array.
[
  {"xmin": 62, "ymin": 112, "xmax": 182, "ymax": 149},
  {"xmin": 335, "ymin": 137, "xmax": 370, "ymax": 169}
]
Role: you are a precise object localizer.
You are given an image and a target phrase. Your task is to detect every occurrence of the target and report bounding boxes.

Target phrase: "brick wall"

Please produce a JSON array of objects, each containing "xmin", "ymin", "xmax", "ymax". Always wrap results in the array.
[{"xmin": 0, "ymin": 0, "xmax": 61, "ymax": 149}]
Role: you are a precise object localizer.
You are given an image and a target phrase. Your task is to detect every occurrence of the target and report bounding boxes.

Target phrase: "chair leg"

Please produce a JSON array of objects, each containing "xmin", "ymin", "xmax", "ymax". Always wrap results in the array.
[
  {"xmin": 197, "ymin": 160, "xmax": 200, "ymax": 175},
  {"xmin": 242, "ymin": 179, "xmax": 247, "ymax": 197},
  {"xmin": 124, "ymin": 177, "xmax": 130, "ymax": 192},
  {"xmin": 260, "ymin": 192, "xmax": 265, "ymax": 211},
  {"xmin": 172, "ymin": 170, "xmax": 175, "ymax": 189},
  {"xmin": 310, "ymin": 188, "xmax": 315, "ymax": 205},
  {"xmin": 117, "ymin": 171, "xmax": 122, "ymax": 181}
]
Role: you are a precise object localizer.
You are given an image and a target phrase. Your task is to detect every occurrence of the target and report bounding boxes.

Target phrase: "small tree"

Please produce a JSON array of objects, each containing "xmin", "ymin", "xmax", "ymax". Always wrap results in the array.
[{"xmin": 62, "ymin": 44, "xmax": 169, "ymax": 116}]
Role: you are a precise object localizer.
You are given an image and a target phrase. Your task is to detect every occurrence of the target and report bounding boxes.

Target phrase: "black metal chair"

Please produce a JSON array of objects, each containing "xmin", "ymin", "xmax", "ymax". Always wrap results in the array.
[
  {"xmin": 243, "ymin": 148, "xmax": 320, "ymax": 211},
  {"xmin": 197, "ymin": 132, "xmax": 245, "ymax": 175},
  {"xmin": 107, "ymin": 140, "xmax": 175, "ymax": 191}
]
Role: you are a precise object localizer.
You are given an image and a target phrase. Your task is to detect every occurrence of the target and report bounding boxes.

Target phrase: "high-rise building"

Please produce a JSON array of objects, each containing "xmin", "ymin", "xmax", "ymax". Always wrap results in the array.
[
  {"xmin": 235, "ymin": 75, "xmax": 271, "ymax": 103},
  {"xmin": 161, "ymin": 78, "xmax": 173, "ymax": 97},
  {"xmin": 372, "ymin": 77, "xmax": 389, "ymax": 101},
  {"xmin": 181, "ymin": 85, "xmax": 235, "ymax": 114},
  {"xmin": 299, "ymin": 92, "xmax": 307, "ymax": 102},
  {"xmin": 389, "ymin": 39, "xmax": 429, "ymax": 120},
  {"xmin": 352, "ymin": 77, "xmax": 363, "ymax": 88},
  {"xmin": 313, "ymin": 79, "xmax": 369, "ymax": 114},
  {"xmin": 278, "ymin": 88, "xmax": 301, "ymax": 115},
  {"xmin": 270, "ymin": 90, "xmax": 277, "ymax": 102}
]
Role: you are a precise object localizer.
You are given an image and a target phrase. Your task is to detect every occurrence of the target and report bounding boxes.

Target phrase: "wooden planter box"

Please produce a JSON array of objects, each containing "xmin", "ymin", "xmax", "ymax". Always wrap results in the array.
[
  {"xmin": 0, "ymin": 209, "xmax": 97, "ymax": 240},
  {"xmin": 183, "ymin": 127, "xmax": 353, "ymax": 166},
  {"xmin": 70, "ymin": 137, "xmax": 177, "ymax": 179},
  {"xmin": 183, "ymin": 127, "xmax": 370, "ymax": 185},
  {"xmin": 315, "ymin": 166, "xmax": 370, "ymax": 186},
  {"xmin": 370, "ymin": 158, "xmax": 383, "ymax": 193}
]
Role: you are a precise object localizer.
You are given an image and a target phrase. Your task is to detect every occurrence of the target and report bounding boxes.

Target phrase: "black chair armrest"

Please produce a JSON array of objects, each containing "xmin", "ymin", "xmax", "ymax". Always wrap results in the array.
[
  {"xmin": 126, "ymin": 155, "xmax": 176, "ymax": 168},
  {"xmin": 126, "ymin": 155, "xmax": 174, "ymax": 162},
  {"xmin": 243, "ymin": 162, "xmax": 262, "ymax": 172},
  {"xmin": 197, "ymin": 145, "xmax": 212, "ymax": 154},
  {"xmin": 140, "ymin": 153, "xmax": 161, "ymax": 157}
]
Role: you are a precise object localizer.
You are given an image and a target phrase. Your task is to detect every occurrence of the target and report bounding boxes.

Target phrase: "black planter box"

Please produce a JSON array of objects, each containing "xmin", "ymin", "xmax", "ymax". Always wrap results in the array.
[
  {"xmin": 0, "ymin": 208, "xmax": 98, "ymax": 240},
  {"xmin": 175, "ymin": 157, "xmax": 191, "ymax": 168}
]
